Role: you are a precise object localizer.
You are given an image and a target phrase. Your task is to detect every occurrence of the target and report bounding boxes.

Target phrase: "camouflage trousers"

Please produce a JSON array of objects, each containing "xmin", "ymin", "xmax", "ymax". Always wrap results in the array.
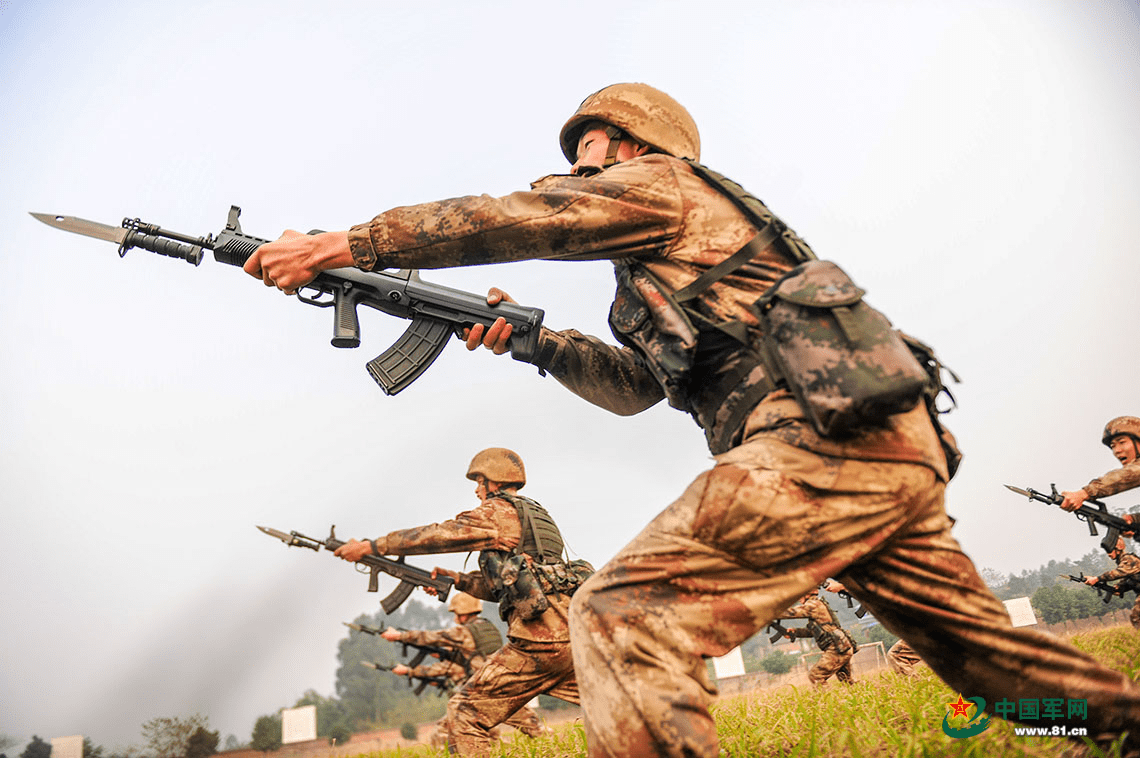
[
  {"xmin": 448, "ymin": 638, "xmax": 577, "ymax": 756},
  {"xmin": 569, "ymin": 436, "xmax": 1140, "ymax": 757},
  {"xmin": 887, "ymin": 639, "xmax": 923, "ymax": 677},
  {"xmin": 809, "ymin": 646, "xmax": 854, "ymax": 686},
  {"xmin": 430, "ymin": 705, "xmax": 545, "ymax": 749},
  {"xmin": 1131, "ymin": 596, "xmax": 1140, "ymax": 630}
]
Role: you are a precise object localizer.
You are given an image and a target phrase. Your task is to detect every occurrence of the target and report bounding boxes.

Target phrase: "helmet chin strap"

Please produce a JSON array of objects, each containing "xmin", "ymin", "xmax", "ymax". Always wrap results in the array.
[{"xmin": 602, "ymin": 125, "xmax": 625, "ymax": 167}]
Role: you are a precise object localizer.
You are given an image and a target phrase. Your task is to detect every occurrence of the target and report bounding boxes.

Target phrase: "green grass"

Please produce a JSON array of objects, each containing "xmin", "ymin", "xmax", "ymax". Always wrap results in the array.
[{"xmin": 346, "ymin": 626, "xmax": 1140, "ymax": 757}]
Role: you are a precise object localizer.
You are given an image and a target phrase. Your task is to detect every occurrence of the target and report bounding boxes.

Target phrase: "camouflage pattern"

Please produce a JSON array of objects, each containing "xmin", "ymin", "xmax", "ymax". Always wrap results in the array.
[
  {"xmin": 755, "ymin": 260, "xmax": 929, "ymax": 438},
  {"xmin": 886, "ymin": 639, "xmax": 923, "ymax": 676},
  {"xmin": 1103, "ymin": 416, "xmax": 1140, "ymax": 446},
  {"xmin": 448, "ymin": 591, "xmax": 484, "ymax": 617},
  {"xmin": 559, "ymin": 82, "xmax": 700, "ymax": 163},
  {"xmin": 1098, "ymin": 552, "xmax": 1140, "ymax": 630},
  {"xmin": 1085, "ymin": 460, "xmax": 1140, "ymax": 499},
  {"xmin": 343, "ymin": 136, "xmax": 1140, "ymax": 754},
  {"xmin": 466, "ymin": 447, "xmax": 527, "ymax": 488},
  {"xmin": 374, "ymin": 492, "xmax": 577, "ymax": 756},
  {"xmin": 778, "ymin": 592, "xmax": 855, "ymax": 685}
]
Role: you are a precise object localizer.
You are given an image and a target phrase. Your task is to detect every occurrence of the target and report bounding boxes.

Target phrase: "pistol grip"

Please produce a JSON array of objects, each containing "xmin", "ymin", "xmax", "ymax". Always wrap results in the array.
[
  {"xmin": 367, "ymin": 566, "xmax": 380, "ymax": 593},
  {"xmin": 331, "ymin": 287, "xmax": 362, "ymax": 348}
]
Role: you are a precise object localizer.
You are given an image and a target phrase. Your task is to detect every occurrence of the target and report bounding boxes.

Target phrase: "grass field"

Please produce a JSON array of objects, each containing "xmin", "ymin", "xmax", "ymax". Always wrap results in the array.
[{"xmin": 363, "ymin": 626, "xmax": 1140, "ymax": 758}]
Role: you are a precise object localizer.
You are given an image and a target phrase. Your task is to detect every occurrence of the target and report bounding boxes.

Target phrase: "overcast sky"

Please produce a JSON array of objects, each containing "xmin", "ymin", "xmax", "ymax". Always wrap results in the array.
[{"xmin": 2, "ymin": 0, "xmax": 1138, "ymax": 749}]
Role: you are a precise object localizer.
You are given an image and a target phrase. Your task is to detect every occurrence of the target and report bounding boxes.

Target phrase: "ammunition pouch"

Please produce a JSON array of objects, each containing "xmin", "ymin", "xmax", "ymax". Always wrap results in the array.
[
  {"xmin": 478, "ymin": 550, "xmax": 549, "ymax": 622},
  {"xmin": 752, "ymin": 261, "xmax": 928, "ymax": 438}
]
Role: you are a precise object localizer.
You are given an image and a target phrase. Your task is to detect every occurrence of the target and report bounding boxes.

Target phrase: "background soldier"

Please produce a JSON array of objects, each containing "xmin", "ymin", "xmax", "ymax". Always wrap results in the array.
[
  {"xmin": 777, "ymin": 588, "xmax": 856, "ymax": 686},
  {"xmin": 244, "ymin": 84, "xmax": 1140, "ymax": 756},
  {"xmin": 382, "ymin": 592, "xmax": 545, "ymax": 747},
  {"xmin": 1061, "ymin": 416, "xmax": 1140, "ymax": 513},
  {"xmin": 1083, "ymin": 536, "xmax": 1140, "ymax": 630},
  {"xmin": 331, "ymin": 448, "xmax": 588, "ymax": 757}
]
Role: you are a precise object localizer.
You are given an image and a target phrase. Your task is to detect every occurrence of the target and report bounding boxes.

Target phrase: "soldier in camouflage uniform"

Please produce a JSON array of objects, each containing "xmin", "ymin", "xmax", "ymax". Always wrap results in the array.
[
  {"xmin": 331, "ymin": 448, "xmax": 587, "ymax": 757},
  {"xmin": 1084, "ymin": 536, "xmax": 1140, "ymax": 630},
  {"xmin": 886, "ymin": 639, "xmax": 923, "ymax": 677},
  {"xmin": 776, "ymin": 588, "xmax": 856, "ymax": 685},
  {"xmin": 245, "ymin": 84, "xmax": 1140, "ymax": 756},
  {"xmin": 382, "ymin": 592, "xmax": 546, "ymax": 747},
  {"xmin": 1061, "ymin": 416, "xmax": 1140, "ymax": 518}
]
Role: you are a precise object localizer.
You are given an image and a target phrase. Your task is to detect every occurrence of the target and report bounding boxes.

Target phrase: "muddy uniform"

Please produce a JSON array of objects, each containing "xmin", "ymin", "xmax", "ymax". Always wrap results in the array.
[
  {"xmin": 347, "ymin": 155, "xmax": 1140, "ymax": 756},
  {"xmin": 779, "ymin": 593, "xmax": 856, "ymax": 685},
  {"xmin": 372, "ymin": 495, "xmax": 578, "ymax": 757},
  {"xmin": 396, "ymin": 623, "xmax": 545, "ymax": 745},
  {"xmin": 1096, "ymin": 552, "xmax": 1140, "ymax": 629}
]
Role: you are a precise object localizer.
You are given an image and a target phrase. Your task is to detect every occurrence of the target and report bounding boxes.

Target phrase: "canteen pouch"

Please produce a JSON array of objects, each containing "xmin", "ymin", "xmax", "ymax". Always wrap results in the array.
[{"xmin": 754, "ymin": 260, "xmax": 928, "ymax": 437}]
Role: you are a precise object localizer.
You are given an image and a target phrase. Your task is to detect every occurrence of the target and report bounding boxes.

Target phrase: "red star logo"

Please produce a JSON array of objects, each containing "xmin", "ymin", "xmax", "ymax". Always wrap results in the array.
[{"xmin": 947, "ymin": 694, "xmax": 974, "ymax": 718}]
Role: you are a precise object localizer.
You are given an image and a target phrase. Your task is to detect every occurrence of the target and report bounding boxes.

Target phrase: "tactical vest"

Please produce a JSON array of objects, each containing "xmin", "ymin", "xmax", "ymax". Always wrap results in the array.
[
  {"xmin": 477, "ymin": 492, "xmax": 593, "ymax": 621},
  {"xmin": 463, "ymin": 616, "xmax": 503, "ymax": 658}
]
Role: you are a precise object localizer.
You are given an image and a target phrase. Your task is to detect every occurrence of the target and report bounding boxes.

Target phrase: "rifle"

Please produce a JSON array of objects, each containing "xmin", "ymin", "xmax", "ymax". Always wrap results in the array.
[
  {"xmin": 1058, "ymin": 573, "xmax": 1131, "ymax": 604},
  {"xmin": 343, "ymin": 621, "xmax": 464, "ymax": 670},
  {"xmin": 258, "ymin": 525, "xmax": 453, "ymax": 613},
  {"xmin": 1005, "ymin": 484, "xmax": 1135, "ymax": 551},
  {"xmin": 31, "ymin": 207, "xmax": 545, "ymax": 395},
  {"xmin": 766, "ymin": 620, "xmax": 798, "ymax": 644},
  {"xmin": 829, "ymin": 586, "xmax": 869, "ymax": 619},
  {"xmin": 359, "ymin": 661, "xmax": 453, "ymax": 697}
]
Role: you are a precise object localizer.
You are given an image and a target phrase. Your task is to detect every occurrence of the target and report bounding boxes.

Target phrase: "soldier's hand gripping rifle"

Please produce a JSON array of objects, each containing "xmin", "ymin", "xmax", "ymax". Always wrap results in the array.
[
  {"xmin": 1058, "ymin": 573, "xmax": 1127, "ymax": 604},
  {"xmin": 1005, "ymin": 484, "xmax": 1136, "ymax": 551},
  {"xmin": 258, "ymin": 525, "xmax": 453, "ymax": 613},
  {"xmin": 827, "ymin": 586, "xmax": 869, "ymax": 619},
  {"xmin": 359, "ymin": 661, "xmax": 452, "ymax": 697},
  {"xmin": 343, "ymin": 622, "xmax": 465, "ymax": 670},
  {"xmin": 766, "ymin": 620, "xmax": 798, "ymax": 644},
  {"xmin": 31, "ymin": 207, "xmax": 545, "ymax": 394}
]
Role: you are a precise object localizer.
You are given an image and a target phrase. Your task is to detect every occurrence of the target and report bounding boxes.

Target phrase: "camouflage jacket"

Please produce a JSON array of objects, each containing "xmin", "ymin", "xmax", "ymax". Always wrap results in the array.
[
  {"xmin": 1085, "ymin": 461, "xmax": 1140, "ymax": 500},
  {"xmin": 374, "ymin": 496, "xmax": 571, "ymax": 643},
  {"xmin": 1100, "ymin": 552, "xmax": 1140, "ymax": 583},
  {"xmin": 779, "ymin": 594, "xmax": 854, "ymax": 653},
  {"xmin": 397, "ymin": 623, "xmax": 491, "ymax": 678},
  {"xmin": 347, "ymin": 154, "xmax": 947, "ymax": 479}
]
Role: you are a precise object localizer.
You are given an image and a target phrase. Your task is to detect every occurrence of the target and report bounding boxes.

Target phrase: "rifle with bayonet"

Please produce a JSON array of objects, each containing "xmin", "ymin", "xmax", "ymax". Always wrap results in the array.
[
  {"xmin": 344, "ymin": 621, "xmax": 465, "ymax": 670},
  {"xmin": 1058, "ymin": 573, "xmax": 1136, "ymax": 604},
  {"xmin": 258, "ymin": 525, "xmax": 453, "ymax": 613},
  {"xmin": 31, "ymin": 207, "xmax": 546, "ymax": 395},
  {"xmin": 359, "ymin": 661, "xmax": 453, "ymax": 697},
  {"xmin": 1005, "ymin": 484, "xmax": 1136, "ymax": 551}
]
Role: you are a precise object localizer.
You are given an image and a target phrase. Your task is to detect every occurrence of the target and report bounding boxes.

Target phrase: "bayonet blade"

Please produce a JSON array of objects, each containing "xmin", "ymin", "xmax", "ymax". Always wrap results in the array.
[
  {"xmin": 30, "ymin": 212, "xmax": 127, "ymax": 246},
  {"xmin": 1004, "ymin": 485, "xmax": 1033, "ymax": 499},
  {"xmin": 256, "ymin": 525, "xmax": 293, "ymax": 543}
]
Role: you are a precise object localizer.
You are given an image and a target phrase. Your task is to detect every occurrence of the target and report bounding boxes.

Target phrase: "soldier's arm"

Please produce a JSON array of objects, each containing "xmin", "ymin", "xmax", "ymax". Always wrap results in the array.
[
  {"xmin": 1085, "ymin": 461, "xmax": 1140, "ymax": 499},
  {"xmin": 399, "ymin": 625, "xmax": 472, "ymax": 651},
  {"xmin": 372, "ymin": 500, "xmax": 521, "ymax": 557}
]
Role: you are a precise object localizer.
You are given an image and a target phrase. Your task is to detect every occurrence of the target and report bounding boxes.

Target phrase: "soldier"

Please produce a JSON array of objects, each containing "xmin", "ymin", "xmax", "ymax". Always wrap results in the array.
[
  {"xmin": 382, "ymin": 592, "xmax": 546, "ymax": 747},
  {"xmin": 776, "ymin": 588, "xmax": 856, "ymax": 685},
  {"xmin": 1083, "ymin": 536, "xmax": 1140, "ymax": 630},
  {"xmin": 330, "ymin": 448, "xmax": 588, "ymax": 757},
  {"xmin": 1061, "ymin": 416, "xmax": 1140, "ymax": 515},
  {"xmin": 244, "ymin": 84, "xmax": 1140, "ymax": 756},
  {"xmin": 886, "ymin": 639, "xmax": 923, "ymax": 677}
]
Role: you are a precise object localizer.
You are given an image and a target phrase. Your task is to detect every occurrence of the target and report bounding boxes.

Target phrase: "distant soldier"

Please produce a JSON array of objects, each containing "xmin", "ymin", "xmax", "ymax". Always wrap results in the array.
[
  {"xmin": 1061, "ymin": 416, "xmax": 1140, "ymax": 517},
  {"xmin": 1083, "ymin": 536, "xmax": 1140, "ymax": 630},
  {"xmin": 332, "ymin": 448, "xmax": 590, "ymax": 757},
  {"xmin": 383, "ymin": 592, "xmax": 545, "ymax": 747},
  {"xmin": 777, "ymin": 588, "xmax": 857, "ymax": 685}
]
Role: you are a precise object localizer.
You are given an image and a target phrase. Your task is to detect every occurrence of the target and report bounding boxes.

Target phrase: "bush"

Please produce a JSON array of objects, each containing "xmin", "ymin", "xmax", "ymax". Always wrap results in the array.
[
  {"xmin": 399, "ymin": 723, "xmax": 417, "ymax": 741},
  {"xmin": 759, "ymin": 650, "xmax": 795, "ymax": 675}
]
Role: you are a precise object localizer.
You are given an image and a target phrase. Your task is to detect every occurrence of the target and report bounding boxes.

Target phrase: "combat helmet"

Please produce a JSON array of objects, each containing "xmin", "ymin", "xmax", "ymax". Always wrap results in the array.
[
  {"xmin": 559, "ymin": 83, "xmax": 700, "ymax": 164},
  {"xmin": 448, "ymin": 592, "xmax": 483, "ymax": 616},
  {"xmin": 466, "ymin": 447, "xmax": 526, "ymax": 489},
  {"xmin": 1102, "ymin": 416, "xmax": 1140, "ymax": 447}
]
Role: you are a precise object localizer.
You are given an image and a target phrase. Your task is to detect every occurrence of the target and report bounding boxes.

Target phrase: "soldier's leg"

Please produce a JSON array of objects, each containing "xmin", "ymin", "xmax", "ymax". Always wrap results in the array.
[
  {"xmin": 1131, "ymin": 596, "xmax": 1140, "ymax": 630},
  {"xmin": 887, "ymin": 639, "xmax": 922, "ymax": 676},
  {"xmin": 839, "ymin": 494, "xmax": 1140, "ymax": 745},
  {"xmin": 808, "ymin": 648, "xmax": 851, "ymax": 686},
  {"xmin": 571, "ymin": 440, "xmax": 907, "ymax": 757},
  {"xmin": 502, "ymin": 705, "xmax": 546, "ymax": 737},
  {"xmin": 835, "ymin": 651, "xmax": 855, "ymax": 685},
  {"xmin": 449, "ymin": 639, "xmax": 574, "ymax": 757}
]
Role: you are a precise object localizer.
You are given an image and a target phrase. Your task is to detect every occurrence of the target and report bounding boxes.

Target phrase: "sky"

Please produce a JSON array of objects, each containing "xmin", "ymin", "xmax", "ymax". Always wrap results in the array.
[{"xmin": 1, "ymin": 0, "xmax": 1138, "ymax": 749}]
